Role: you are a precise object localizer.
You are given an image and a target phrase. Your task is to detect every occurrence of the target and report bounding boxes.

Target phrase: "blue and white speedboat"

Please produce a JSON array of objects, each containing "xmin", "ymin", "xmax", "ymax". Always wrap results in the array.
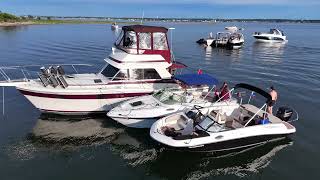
[{"xmin": 150, "ymin": 83, "xmax": 298, "ymax": 152}]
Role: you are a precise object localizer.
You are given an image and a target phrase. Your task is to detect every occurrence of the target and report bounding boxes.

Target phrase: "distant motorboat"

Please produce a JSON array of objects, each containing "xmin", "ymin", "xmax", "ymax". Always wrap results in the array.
[
  {"xmin": 253, "ymin": 29, "xmax": 287, "ymax": 42},
  {"xmin": 197, "ymin": 27, "xmax": 244, "ymax": 49},
  {"xmin": 111, "ymin": 23, "xmax": 119, "ymax": 30}
]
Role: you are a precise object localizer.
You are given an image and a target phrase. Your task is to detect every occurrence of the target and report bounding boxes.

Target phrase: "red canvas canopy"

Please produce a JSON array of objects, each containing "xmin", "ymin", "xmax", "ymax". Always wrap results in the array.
[{"xmin": 122, "ymin": 25, "xmax": 168, "ymax": 33}]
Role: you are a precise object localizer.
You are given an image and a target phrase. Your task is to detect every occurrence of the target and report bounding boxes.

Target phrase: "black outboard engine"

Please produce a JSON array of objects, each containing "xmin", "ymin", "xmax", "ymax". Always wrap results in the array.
[{"xmin": 276, "ymin": 106, "xmax": 293, "ymax": 121}]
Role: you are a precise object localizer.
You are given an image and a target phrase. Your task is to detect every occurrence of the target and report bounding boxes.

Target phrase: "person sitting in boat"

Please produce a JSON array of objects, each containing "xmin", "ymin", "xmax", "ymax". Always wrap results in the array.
[
  {"xmin": 220, "ymin": 82, "xmax": 231, "ymax": 101},
  {"xmin": 267, "ymin": 86, "xmax": 278, "ymax": 114}
]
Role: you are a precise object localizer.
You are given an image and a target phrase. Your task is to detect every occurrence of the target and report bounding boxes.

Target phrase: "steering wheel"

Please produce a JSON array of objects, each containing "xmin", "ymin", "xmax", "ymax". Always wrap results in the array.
[{"xmin": 193, "ymin": 105, "xmax": 204, "ymax": 111}]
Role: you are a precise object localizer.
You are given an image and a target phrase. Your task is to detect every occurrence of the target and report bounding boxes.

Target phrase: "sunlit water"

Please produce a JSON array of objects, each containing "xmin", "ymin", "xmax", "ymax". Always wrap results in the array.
[{"xmin": 0, "ymin": 22, "xmax": 319, "ymax": 180}]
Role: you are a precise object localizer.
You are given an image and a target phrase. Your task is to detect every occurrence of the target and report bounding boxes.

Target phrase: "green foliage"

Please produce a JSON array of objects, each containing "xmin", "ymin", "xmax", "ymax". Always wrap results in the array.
[{"xmin": 0, "ymin": 12, "xmax": 20, "ymax": 22}]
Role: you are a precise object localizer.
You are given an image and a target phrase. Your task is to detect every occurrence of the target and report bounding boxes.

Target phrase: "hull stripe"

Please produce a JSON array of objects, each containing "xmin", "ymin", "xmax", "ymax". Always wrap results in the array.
[
  {"xmin": 108, "ymin": 56, "xmax": 166, "ymax": 63},
  {"xmin": 19, "ymin": 90, "xmax": 151, "ymax": 99}
]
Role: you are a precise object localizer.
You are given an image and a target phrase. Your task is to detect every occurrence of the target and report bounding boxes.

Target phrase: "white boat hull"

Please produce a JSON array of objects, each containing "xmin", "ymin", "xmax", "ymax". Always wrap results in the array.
[
  {"xmin": 112, "ymin": 117, "xmax": 158, "ymax": 128},
  {"xmin": 17, "ymin": 81, "xmax": 178, "ymax": 115}
]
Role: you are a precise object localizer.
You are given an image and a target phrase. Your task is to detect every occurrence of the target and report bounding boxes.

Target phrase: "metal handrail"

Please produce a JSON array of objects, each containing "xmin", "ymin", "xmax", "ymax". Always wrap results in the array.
[
  {"xmin": 0, "ymin": 64, "xmax": 96, "ymax": 83},
  {"xmin": 244, "ymin": 103, "xmax": 267, "ymax": 127}
]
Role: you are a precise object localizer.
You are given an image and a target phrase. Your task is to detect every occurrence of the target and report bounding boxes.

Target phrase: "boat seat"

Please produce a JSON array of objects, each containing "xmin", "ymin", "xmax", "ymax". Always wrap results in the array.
[
  {"xmin": 57, "ymin": 75, "xmax": 68, "ymax": 88},
  {"xmin": 39, "ymin": 74, "xmax": 49, "ymax": 87},
  {"xmin": 48, "ymin": 75, "xmax": 59, "ymax": 88},
  {"xmin": 225, "ymin": 119, "xmax": 243, "ymax": 129},
  {"xmin": 170, "ymin": 117, "xmax": 194, "ymax": 136},
  {"xmin": 210, "ymin": 110, "xmax": 227, "ymax": 124}
]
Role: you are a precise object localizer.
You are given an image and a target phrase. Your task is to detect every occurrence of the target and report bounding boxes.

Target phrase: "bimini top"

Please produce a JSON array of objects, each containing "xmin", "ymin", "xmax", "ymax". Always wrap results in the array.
[
  {"xmin": 174, "ymin": 73, "xmax": 218, "ymax": 86},
  {"xmin": 234, "ymin": 83, "xmax": 272, "ymax": 102},
  {"xmin": 122, "ymin": 25, "xmax": 168, "ymax": 33}
]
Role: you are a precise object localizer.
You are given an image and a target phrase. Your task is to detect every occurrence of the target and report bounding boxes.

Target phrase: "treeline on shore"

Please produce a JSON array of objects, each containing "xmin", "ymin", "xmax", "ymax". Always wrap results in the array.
[
  {"xmin": 1, "ymin": 11, "xmax": 320, "ymax": 24},
  {"xmin": 0, "ymin": 11, "xmax": 21, "ymax": 22}
]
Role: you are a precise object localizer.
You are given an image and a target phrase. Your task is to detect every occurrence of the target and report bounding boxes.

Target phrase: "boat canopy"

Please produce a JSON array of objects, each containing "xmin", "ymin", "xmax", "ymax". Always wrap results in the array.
[
  {"xmin": 122, "ymin": 25, "xmax": 168, "ymax": 33},
  {"xmin": 174, "ymin": 73, "xmax": 218, "ymax": 86},
  {"xmin": 115, "ymin": 25, "xmax": 171, "ymax": 63},
  {"xmin": 234, "ymin": 83, "xmax": 272, "ymax": 102}
]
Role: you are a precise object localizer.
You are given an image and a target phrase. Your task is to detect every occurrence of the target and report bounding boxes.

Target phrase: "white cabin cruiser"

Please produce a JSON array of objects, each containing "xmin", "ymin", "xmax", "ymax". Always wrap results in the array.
[
  {"xmin": 108, "ymin": 74, "xmax": 238, "ymax": 128},
  {"xmin": 0, "ymin": 25, "xmax": 186, "ymax": 115},
  {"xmin": 111, "ymin": 23, "xmax": 119, "ymax": 30},
  {"xmin": 197, "ymin": 27, "xmax": 244, "ymax": 49},
  {"xmin": 253, "ymin": 29, "xmax": 287, "ymax": 42},
  {"xmin": 150, "ymin": 83, "xmax": 298, "ymax": 152}
]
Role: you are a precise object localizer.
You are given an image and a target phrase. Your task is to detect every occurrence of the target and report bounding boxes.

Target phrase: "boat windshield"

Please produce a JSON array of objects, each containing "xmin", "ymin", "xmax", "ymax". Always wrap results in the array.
[
  {"xmin": 152, "ymin": 89, "xmax": 186, "ymax": 105},
  {"xmin": 198, "ymin": 116, "xmax": 215, "ymax": 130}
]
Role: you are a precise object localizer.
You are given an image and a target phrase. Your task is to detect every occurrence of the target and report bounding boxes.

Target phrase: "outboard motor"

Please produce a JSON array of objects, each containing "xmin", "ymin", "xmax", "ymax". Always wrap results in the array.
[{"xmin": 276, "ymin": 106, "xmax": 293, "ymax": 121}]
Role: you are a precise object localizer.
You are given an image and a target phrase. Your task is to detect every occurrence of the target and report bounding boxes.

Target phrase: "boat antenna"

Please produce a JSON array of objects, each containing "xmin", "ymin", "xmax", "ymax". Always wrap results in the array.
[
  {"xmin": 140, "ymin": 10, "xmax": 144, "ymax": 25},
  {"xmin": 169, "ymin": 27, "xmax": 175, "ymax": 62},
  {"xmin": 2, "ymin": 87, "xmax": 4, "ymax": 117}
]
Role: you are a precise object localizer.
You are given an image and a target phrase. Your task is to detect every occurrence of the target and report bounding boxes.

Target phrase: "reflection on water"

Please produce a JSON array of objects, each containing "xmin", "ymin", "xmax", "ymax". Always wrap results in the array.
[
  {"xmin": 0, "ymin": 25, "xmax": 28, "ymax": 33},
  {"xmin": 252, "ymin": 41, "xmax": 287, "ymax": 64},
  {"xmin": 20, "ymin": 115, "xmax": 293, "ymax": 179},
  {"xmin": 31, "ymin": 114, "xmax": 124, "ymax": 145},
  {"xmin": 203, "ymin": 46, "xmax": 243, "ymax": 62}
]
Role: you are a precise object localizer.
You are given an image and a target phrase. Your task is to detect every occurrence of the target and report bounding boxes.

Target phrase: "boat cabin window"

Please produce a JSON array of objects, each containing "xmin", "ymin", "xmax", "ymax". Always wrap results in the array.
[
  {"xmin": 130, "ymin": 69, "xmax": 161, "ymax": 80},
  {"xmin": 138, "ymin": 32, "xmax": 152, "ymax": 50},
  {"xmin": 153, "ymin": 32, "xmax": 168, "ymax": 50},
  {"xmin": 114, "ymin": 69, "xmax": 129, "ymax": 80},
  {"xmin": 101, "ymin": 65, "xmax": 119, "ymax": 78},
  {"xmin": 101, "ymin": 65, "xmax": 128, "ymax": 80},
  {"xmin": 115, "ymin": 30, "xmax": 124, "ymax": 45},
  {"xmin": 122, "ymin": 31, "xmax": 137, "ymax": 48}
]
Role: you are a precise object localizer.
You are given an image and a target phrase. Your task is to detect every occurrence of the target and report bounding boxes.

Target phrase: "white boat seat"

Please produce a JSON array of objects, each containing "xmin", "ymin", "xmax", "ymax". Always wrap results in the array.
[
  {"xmin": 57, "ymin": 75, "xmax": 68, "ymax": 88},
  {"xmin": 226, "ymin": 119, "xmax": 243, "ymax": 129},
  {"xmin": 39, "ymin": 74, "xmax": 49, "ymax": 87},
  {"xmin": 168, "ymin": 116, "xmax": 194, "ymax": 136},
  {"xmin": 48, "ymin": 75, "xmax": 59, "ymax": 88},
  {"xmin": 210, "ymin": 110, "xmax": 227, "ymax": 124}
]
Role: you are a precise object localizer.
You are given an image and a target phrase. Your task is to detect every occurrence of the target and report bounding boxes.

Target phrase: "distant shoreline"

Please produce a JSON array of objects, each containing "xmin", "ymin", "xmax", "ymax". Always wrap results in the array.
[
  {"xmin": 0, "ymin": 20, "xmax": 126, "ymax": 27},
  {"xmin": 1, "ymin": 18, "xmax": 320, "ymax": 27}
]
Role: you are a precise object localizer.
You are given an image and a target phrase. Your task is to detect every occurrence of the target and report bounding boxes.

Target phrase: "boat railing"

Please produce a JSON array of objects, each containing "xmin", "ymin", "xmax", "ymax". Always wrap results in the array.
[
  {"xmin": 243, "ymin": 103, "xmax": 267, "ymax": 127},
  {"xmin": 0, "ymin": 64, "xmax": 97, "ymax": 84}
]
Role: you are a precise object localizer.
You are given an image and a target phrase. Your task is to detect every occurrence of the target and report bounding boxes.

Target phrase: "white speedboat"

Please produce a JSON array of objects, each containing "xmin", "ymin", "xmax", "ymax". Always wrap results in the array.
[
  {"xmin": 0, "ymin": 25, "xmax": 185, "ymax": 115},
  {"xmin": 197, "ymin": 27, "xmax": 244, "ymax": 49},
  {"xmin": 111, "ymin": 23, "xmax": 119, "ymax": 30},
  {"xmin": 253, "ymin": 29, "xmax": 287, "ymax": 42},
  {"xmin": 108, "ymin": 74, "xmax": 238, "ymax": 128},
  {"xmin": 150, "ymin": 83, "xmax": 298, "ymax": 152}
]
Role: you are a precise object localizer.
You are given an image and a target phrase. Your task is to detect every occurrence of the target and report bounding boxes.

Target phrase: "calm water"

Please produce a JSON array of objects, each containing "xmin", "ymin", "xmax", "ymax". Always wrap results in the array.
[{"xmin": 0, "ymin": 22, "xmax": 319, "ymax": 180}]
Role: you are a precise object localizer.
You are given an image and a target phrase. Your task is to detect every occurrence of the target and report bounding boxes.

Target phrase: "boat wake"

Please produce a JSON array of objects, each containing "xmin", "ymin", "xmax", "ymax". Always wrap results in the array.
[{"xmin": 185, "ymin": 139, "xmax": 293, "ymax": 179}]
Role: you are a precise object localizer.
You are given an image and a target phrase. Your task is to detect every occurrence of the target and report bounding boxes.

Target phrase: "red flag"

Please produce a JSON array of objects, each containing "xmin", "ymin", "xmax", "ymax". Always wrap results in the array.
[{"xmin": 197, "ymin": 69, "xmax": 203, "ymax": 74}]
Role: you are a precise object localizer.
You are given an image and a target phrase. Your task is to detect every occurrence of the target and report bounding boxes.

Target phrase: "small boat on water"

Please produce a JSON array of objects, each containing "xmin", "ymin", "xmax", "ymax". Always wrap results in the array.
[
  {"xmin": 150, "ymin": 83, "xmax": 298, "ymax": 152},
  {"xmin": 253, "ymin": 29, "xmax": 287, "ymax": 42},
  {"xmin": 0, "ymin": 25, "xmax": 186, "ymax": 115},
  {"xmin": 197, "ymin": 26, "xmax": 244, "ymax": 49},
  {"xmin": 108, "ymin": 73, "xmax": 238, "ymax": 128}
]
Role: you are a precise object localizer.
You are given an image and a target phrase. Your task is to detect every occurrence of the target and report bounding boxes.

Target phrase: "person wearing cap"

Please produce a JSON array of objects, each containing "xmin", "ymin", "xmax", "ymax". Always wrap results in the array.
[{"xmin": 267, "ymin": 86, "xmax": 278, "ymax": 114}]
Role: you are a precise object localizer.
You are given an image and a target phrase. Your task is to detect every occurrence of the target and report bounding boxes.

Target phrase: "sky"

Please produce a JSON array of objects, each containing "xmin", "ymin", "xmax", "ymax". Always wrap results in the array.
[{"xmin": 0, "ymin": 0, "xmax": 319, "ymax": 19}]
